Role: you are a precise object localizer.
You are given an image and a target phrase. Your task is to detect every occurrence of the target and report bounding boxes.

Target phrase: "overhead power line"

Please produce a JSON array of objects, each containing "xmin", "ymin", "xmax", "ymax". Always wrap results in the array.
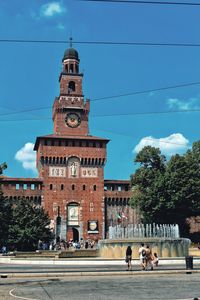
[
  {"xmin": 0, "ymin": 107, "xmax": 50, "ymax": 117},
  {"xmin": 0, "ymin": 108, "xmax": 200, "ymax": 123},
  {"xmin": 79, "ymin": 0, "xmax": 200, "ymax": 6},
  {"xmin": 0, "ymin": 117, "xmax": 51, "ymax": 122},
  {"xmin": 0, "ymin": 81, "xmax": 200, "ymax": 117},
  {"xmin": 93, "ymin": 108, "xmax": 200, "ymax": 117},
  {"xmin": 2, "ymin": 38, "xmax": 200, "ymax": 48},
  {"xmin": 91, "ymin": 81, "xmax": 200, "ymax": 102},
  {"xmin": 93, "ymin": 129, "xmax": 190, "ymax": 146}
]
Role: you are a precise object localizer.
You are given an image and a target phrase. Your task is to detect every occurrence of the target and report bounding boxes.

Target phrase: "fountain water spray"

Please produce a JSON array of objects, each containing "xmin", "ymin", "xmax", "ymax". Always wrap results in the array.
[{"xmin": 109, "ymin": 223, "xmax": 180, "ymax": 239}]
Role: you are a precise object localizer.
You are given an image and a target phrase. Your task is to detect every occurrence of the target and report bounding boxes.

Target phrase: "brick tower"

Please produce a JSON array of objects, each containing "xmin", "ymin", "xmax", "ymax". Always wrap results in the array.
[{"xmin": 34, "ymin": 45, "xmax": 109, "ymax": 242}]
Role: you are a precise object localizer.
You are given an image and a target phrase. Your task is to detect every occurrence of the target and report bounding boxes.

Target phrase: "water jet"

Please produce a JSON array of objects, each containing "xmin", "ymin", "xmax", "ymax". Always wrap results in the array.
[{"xmin": 99, "ymin": 224, "xmax": 191, "ymax": 258}]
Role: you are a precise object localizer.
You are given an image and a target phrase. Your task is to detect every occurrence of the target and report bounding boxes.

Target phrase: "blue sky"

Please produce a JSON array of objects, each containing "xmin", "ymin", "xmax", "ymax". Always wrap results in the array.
[{"xmin": 1, "ymin": 0, "xmax": 200, "ymax": 180}]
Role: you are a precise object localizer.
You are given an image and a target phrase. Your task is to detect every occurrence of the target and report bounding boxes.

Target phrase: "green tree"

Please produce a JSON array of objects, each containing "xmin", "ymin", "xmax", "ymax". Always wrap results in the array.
[
  {"xmin": 131, "ymin": 146, "xmax": 166, "ymax": 223},
  {"xmin": 8, "ymin": 198, "xmax": 53, "ymax": 251},
  {"xmin": 130, "ymin": 143, "xmax": 200, "ymax": 236},
  {"xmin": 0, "ymin": 191, "xmax": 11, "ymax": 247}
]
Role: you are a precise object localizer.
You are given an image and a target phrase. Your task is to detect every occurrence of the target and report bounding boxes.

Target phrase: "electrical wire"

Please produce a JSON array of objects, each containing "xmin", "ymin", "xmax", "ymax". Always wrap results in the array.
[
  {"xmin": 79, "ymin": 0, "xmax": 200, "ymax": 6},
  {"xmin": 0, "ymin": 107, "xmax": 200, "ymax": 123},
  {"xmin": 91, "ymin": 81, "xmax": 200, "ymax": 102},
  {"xmin": 92, "ymin": 129, "xmax": 190, "ymax": 146},
  {"xmin": 0, "ymin": 107, "xmax": 51, "ymax": 117},
  {"xmin": 92, "ymin": 108, "xmax": 200, "ymax": 117},
  {"xmin": 0, "ymin": 117, "xmax": 50, "ymax": 122},
  {"xmin": 0, "ymin": 80, "xmax": 200, "ymax": 117},
  {"xmin": 2, "ymin": 39, "xmax": 200, "ymax": 47}
]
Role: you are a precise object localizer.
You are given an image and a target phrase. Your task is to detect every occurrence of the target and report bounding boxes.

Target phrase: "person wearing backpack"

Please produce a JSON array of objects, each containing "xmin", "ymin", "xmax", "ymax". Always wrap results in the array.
[{"xmin": 138, "ymin": 243, "xmax": 146, "ymax": 270}]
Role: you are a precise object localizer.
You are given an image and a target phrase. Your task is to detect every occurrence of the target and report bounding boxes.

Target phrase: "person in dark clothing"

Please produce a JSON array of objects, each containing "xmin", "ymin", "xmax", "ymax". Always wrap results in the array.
[
  {"xmin": 85, "ymin": 240, "xmax": 89, "ymax": 249},
  {"xmin": 125, "ymin": 245, "xmax": 132, "ymax": 271}
]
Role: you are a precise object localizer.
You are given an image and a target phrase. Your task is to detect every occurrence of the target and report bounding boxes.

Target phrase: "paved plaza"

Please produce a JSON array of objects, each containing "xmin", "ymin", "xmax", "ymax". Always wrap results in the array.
[
  {"xmin": 0, "ymin": 274, "xmax": 199, "ymax": 300},
  {"xmin": 0, "ymin": 258, "xmax": 199, "ymax": 299}
]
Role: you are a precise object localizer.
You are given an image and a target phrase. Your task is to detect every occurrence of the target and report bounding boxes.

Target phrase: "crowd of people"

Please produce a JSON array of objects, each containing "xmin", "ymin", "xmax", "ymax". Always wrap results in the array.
[
  {"xmin": 38, "ymin": 238, "xmax": 96, "ymax": 251},
  {"xmin": 125, "ymin": 243, "xmax": 159, "ymax": 271}
]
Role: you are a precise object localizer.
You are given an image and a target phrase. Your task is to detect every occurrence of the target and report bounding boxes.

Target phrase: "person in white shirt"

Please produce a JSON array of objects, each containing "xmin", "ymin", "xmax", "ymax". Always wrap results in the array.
[{"xmin": 138, "ymin": 243, "xmax": 146, "ymax": 270}]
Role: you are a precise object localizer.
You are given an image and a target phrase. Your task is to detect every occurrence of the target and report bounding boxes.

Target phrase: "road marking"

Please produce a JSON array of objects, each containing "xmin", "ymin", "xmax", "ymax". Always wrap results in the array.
[{"xmin": 9, "ymin": 288, "xmax": 39, "ymax": 300}]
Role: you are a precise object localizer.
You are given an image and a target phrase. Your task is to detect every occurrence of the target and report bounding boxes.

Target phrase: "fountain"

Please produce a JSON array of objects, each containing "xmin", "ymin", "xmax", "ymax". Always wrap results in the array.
[{"xmin": 99, "ymin": 224, "xmax": 191, "ymax": 258}]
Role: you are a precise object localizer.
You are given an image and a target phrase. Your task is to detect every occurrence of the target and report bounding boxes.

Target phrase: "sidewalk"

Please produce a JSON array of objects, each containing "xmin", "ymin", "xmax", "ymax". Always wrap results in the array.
[
  {"xmin": 0, "ymin": 256, "xmax": 200, "ymax": 265},
  {"xmin": 0, "ymin": 256, "xmax": 200, "ymax": 278},
  {"xmin": 1, "ymin": 268, "xmax": 200, "ymax": 279}
]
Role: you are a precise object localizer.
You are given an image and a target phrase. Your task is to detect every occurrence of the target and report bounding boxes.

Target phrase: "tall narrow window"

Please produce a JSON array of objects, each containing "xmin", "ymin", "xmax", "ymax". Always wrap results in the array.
[
  {"xmin": 83, "ymin": 185, "xmax": 86, "ymax": 191},
  {"xmin": 72, "ymin": 184, "xmax": 75, "ymax": 190},
  {"xmin": 70, "ymin": 64, "xmax": 73, "ymax": 73},
  {"xmin": 50, "ymin": 184, "xmax": 53, "ymax": 190},
  {"xmin": 68, "ymin": 81, "xmax": 75, "ymax": 92},
  {"xmin": 61, "ymin": 184, "xmax": 64, "ymax": 190},
  {"xmin": 93, "ymin": 185, "xmax": 96, "ymax": 191}
]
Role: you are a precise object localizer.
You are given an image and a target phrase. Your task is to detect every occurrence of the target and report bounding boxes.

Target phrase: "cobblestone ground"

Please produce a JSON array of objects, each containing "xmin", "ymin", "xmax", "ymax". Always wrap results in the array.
[{"xmin": 0, "ymin": 274, "xmax": 199, "ymax": 300}]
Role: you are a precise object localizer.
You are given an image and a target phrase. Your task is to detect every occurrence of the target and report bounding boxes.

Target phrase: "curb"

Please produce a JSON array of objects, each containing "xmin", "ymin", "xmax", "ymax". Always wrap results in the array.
[
  {"xmin": 0, "ymin": 257, "xmax": 200, "ymax": 266},
  {"xmin": 1, "ymin": 269, "xmax": 200, "ymax": 278}
]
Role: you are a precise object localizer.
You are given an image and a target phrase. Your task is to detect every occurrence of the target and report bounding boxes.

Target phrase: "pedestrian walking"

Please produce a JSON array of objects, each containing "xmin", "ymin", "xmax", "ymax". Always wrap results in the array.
[{"xmin": 125, "ymin": 245, "xmax": 132, "ymax": 271}]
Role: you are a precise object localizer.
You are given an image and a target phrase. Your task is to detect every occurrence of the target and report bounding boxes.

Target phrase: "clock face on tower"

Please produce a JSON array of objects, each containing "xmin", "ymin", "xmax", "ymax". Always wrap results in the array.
[{"xmin": 65, "ymin": 113, "xmax": 81, "ymax": 128}]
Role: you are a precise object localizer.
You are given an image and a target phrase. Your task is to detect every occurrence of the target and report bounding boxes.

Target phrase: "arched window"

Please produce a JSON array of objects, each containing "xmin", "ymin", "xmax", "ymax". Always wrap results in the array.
[
  {"xmin": 83, "ymin": 184, "xmax": 86, "ymax": 190},
  {"xmin": 70, "ymin": 64, "xmax": 73, "ymax": 73},
  {"xmin": 61, "ymin": 184, "xmax": 64, "ymax": 190},
  {"xmin": 72, "ymin": 184, "xmax": 75, "ymax": 190},
  {"xmin": 68, "ymin": 81, "xmax": 75, "ymax": 92},
  {"xmin": 50, "ymin": 184, "xmax": 53, "ymax": 190},
  {"xmin": 67, "ymin": 203, "xmax": 79, "ymax": 226},
  {"xmin": 93, "ymin": 185, "xmax": 96, "ymax": 191}
]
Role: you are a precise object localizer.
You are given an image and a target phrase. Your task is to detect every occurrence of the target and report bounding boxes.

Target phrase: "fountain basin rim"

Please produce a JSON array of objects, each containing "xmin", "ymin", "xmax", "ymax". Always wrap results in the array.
[{"xmin": 99, "ymin": 238, "xmax": 190, "ymax": 244}]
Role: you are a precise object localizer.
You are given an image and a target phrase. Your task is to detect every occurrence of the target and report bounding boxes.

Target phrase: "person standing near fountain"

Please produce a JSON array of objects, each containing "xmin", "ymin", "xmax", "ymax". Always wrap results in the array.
[
  {"xmin": 152, "ymin": 252, "xmax": 159, "ymax": 267},
  {"xmin": 125, "ymin": 245, "xmax": 132, "ymax": 271},
  {"xmin": 145, "ymin": 245, "xmax": 154, "ymax": 270},
  {"xmin": 138, "ymin": 243, "xmax": 146, "ymax": 270}
]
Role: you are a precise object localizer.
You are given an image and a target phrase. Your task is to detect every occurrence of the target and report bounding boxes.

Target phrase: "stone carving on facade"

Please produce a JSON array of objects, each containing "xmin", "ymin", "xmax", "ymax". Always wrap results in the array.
[{"xmin": 68, "ymin": 157, "xmax": 80, "ymax": 178}]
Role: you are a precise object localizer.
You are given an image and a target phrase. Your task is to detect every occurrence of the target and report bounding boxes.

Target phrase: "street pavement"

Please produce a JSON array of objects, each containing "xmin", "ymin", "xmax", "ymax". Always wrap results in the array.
[
  {"xmin": 0, "ymin": 259, "xmax": 200, "ymax": 299},
  {"xmin": 0, "ymin": 274, "xmax": 200, "ymax": 300},
  {"xmin": 0, "ymin": 258, "xmax": 200, "ymax": 277}
]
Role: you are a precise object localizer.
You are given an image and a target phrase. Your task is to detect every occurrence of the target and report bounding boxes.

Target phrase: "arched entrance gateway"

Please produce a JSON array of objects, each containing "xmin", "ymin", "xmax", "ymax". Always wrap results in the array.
[
  {"xmin": 67, "ymin": 203, "xmax": 80, "ymax": 241},
  {"xmin": 72, "ymin": 227, "xmax": 79, "ymax": 242}
]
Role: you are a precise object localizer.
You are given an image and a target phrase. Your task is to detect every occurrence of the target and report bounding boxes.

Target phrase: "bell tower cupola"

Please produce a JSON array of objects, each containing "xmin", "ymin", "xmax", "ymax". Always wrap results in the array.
[
  {"xmin": 53, "ymin": 38, "xmax": 90, "ymax": 136},
  {"xmin": 60, "ymin": 38, "xmax": 82, "ymax": 96}
]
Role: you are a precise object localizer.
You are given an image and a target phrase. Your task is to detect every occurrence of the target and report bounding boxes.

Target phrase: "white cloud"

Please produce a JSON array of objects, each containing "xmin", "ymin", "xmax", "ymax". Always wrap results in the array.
[
  {"xmin": 134, "ymin": 133, "xmax": 189, "ymax": 156},
  {"xmin": 15, "ymin": 143, "xmax": 37, "ymax": 173},
  {"xmin": 40, "ymin": 2, "xmax": 66, "ymax": 17},
  {"xmin": 167, "ymin": 97, "xmax": 200, "ymax": 110}
]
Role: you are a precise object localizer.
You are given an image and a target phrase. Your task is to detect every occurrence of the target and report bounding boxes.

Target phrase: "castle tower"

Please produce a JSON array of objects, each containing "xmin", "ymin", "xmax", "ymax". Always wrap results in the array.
[
  {"xmin": 34, "ymin": 45, "xmax": 109, "ymax": 242},
  {"xmin": 53, "ymin": 45, "xmax": 90, "ymax": 136}
]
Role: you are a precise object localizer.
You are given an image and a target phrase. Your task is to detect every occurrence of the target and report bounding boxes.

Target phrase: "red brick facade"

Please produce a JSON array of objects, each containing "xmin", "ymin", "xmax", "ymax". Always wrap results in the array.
[{"xmin": 0, "ymin": 47, "xmax": 134, "ymax": 242}]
